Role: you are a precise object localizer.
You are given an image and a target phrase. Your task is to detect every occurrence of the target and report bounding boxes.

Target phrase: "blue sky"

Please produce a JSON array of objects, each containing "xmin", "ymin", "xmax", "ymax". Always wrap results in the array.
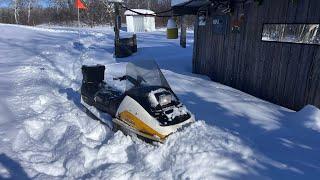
[{"xmin": 0, "ymin": 1, "xmax": 9, "ymax": 8}]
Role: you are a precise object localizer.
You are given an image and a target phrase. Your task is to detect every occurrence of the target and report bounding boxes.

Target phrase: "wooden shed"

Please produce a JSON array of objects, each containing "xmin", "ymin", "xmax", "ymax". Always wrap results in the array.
[{"xmin": 172, "ymin": 0, "xmax": 320, "ymax": 110}]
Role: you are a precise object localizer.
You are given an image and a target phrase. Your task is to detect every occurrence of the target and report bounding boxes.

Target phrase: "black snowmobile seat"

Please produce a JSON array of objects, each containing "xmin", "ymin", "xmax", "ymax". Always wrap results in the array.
[
  {"xmin": 81, "ymin": 65, "xmax": 105, "ymax": 83},
  {"xmin": 94, "ymin": 88, "xmax": 124, "ymax": 116}
]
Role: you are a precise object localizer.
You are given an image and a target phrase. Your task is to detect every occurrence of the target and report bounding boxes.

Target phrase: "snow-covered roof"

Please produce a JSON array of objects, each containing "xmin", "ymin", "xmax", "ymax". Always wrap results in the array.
[
  {"xmin": 171, "ymin": 0, "xmax": 209, "ymax": 7},
  {"xmin": 124, "ymin": 9, "xmax": 155, "ymax": 16},
  {"xmin": 171, "ymin": 0, "xmax": 190, "ymax": 6}
]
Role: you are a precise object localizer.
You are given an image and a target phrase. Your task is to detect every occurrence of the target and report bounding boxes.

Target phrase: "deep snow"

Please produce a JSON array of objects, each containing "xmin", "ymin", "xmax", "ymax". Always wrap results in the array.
[{"xmin": 0, "ymin": 23, "xmax": 320, "ymax": 179}]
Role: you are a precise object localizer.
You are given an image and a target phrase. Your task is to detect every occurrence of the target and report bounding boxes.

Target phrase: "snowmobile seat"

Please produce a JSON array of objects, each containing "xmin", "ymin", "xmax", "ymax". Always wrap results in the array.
[
  {"xmin": 94, "ymin": 88, "xmax": 124, "ymax": 117},
  {"xmin": 81, "ymin": 65, "xmax": 105, "ymax": 83}
]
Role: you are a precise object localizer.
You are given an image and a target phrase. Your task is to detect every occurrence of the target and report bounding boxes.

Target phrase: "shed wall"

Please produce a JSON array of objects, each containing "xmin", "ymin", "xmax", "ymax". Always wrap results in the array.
[
  {"xmin": 126, "ymin": 16, "xmax": 134, "ymax": 32},
  {"xmin": 193, "ymin": 0, "xmax": 320, "ymax": 110},
  {"xmin": 125, "ymin": 16, "xmax": 155, "ymax": 33}
]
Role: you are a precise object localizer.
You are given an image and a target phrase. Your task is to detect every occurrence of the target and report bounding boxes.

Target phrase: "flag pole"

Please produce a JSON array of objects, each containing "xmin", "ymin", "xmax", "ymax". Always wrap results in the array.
[
  {"xmin": 77, "ymin": 6, "xmax": 80, "ymax": 40},
  {"xmin": 78, "ymin": 7, "xmax": 80, "ymax": 28}
]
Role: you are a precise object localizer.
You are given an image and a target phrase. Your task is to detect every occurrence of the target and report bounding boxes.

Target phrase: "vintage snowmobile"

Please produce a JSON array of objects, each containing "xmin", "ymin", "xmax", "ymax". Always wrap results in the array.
[{"xmin": 80, "ymin": 59, "xmax": 195, "ymax": 143}]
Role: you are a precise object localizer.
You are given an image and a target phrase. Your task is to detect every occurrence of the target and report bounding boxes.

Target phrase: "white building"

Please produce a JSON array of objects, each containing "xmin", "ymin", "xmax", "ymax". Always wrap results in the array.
[{"xmin": 124, "ymin": 9, "xmax": 156, "ymax": 33}]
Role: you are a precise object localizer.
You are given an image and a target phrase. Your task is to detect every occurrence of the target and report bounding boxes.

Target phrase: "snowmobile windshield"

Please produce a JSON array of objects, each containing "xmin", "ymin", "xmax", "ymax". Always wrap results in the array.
[{"xmin": 125, "ymin": 59, "xmax": 171, "ymax": 91}]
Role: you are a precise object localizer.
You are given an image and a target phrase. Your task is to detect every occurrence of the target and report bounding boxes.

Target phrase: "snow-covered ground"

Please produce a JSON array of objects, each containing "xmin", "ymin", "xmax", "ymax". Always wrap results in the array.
[{"xmin": 0, "ymin": 23, "xmax": 320, "ymax": 179}]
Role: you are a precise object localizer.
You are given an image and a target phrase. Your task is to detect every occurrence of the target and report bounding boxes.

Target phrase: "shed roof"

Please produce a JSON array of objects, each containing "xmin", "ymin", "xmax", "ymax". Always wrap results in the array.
[
  {"xmin": 171, "ymin": 0, "xmax": 249, "ymax": 15},
  {"xmin": 171, "ymin": 0, "xmax": 246, "ymax": 7},
  {"xmin": 124, "ymin": 9, "xmax": 155, "ymax": 16},
  {"xmin": 171, "ymin": 0, "xmax": 210, "ymax": 15}
]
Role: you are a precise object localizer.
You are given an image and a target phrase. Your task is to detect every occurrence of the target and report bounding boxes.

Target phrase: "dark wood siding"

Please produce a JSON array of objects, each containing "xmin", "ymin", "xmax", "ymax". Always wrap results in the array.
[{"xmin": 193, "ymin": 0, "xmax": 320, "ymax": 110}]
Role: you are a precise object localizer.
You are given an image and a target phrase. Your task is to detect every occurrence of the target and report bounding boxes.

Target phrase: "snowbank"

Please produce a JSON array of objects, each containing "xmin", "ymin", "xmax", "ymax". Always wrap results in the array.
[{"xmin": 296, "ymin": 105, "xmax": 320, "ymax": 132}]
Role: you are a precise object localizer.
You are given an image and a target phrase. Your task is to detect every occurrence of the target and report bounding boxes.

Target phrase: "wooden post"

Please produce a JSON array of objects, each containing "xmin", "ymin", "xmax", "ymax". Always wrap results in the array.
[
  {"xmin": 180, "ymin": 15, "xmax": 187, "ymax": 48},
  {"xmin": 114, "ymin": 2, "xmax": 120, "ymax": 57},
  {"xmin": 132, "ymin": 34, "xmax": 137, "ymax": 52},
  {"xmin": 114, "ymin": 3, "xmax": 120, "ymax": 43}
]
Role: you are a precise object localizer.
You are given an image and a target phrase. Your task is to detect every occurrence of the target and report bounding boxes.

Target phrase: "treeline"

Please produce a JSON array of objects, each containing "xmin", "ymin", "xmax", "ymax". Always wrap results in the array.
[
  {"xmin": 0, "ymin": 0, "xmax": 195, "ymax": 27},
  {"xmin": 262, "ymin": 24, "xmax": 320, "ymax": 44}
]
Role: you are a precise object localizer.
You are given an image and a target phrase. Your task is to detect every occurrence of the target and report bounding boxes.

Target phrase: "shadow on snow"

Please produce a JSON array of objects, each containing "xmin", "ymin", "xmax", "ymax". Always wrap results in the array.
[{"xmin": 0, "ymin": 154, "xmax": 30, "ymax": 180}]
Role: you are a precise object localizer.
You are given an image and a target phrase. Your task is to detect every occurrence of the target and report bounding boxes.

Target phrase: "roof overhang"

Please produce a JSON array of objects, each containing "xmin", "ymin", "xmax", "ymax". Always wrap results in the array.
[
  {"xmin": 171, "ymin": 0, "xmax": 253, "ymax": 15},
  {"xmin": 171, "ymin": 0, "xmax": 210, "ymax": 15}
]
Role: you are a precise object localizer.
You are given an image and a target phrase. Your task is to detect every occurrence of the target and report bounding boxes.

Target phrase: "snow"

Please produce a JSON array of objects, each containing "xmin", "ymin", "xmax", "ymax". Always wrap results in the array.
[
  {"xmin": 166, "ymin": 105, "xmax": 189, "ymax": 121},
  {"xmin": 148, "ymin": 89, "xmax": 162, "ymax": 107},
  {"xmin": 147, "ymin": 88, "xmax": 190, "ymax": 122},
  {"xmin": 0, "ymin": 23, "xmax": 320, "ymax": 179},
  {"xmin": 298, "ymin": 105, "xmax": 320, "ymax": 132},
  {"xmin": 171, "ymin": 0, "xmax": 191, "ymax": 6},
  {"xmin": 167, "ymin": 18, "xmax": 177, "ymax": 29}
]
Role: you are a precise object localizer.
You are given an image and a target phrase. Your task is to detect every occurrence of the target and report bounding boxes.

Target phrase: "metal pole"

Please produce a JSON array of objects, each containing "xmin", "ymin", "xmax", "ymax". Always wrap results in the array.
[{"xmin": 78, "ymin": 7, "xmax": 80, "ymax": 40}]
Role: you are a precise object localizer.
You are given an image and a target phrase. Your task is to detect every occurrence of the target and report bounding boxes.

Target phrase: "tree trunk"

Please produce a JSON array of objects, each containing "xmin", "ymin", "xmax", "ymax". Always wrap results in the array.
[
  {"xmin": 299, "ymin": 25, "xmax": 306, "ymax": 42},
  {"xmin": 280, "ymin": 24, "xmax": 285, "ymax": 41},
  {"xmin": 310, "ymin": 25, "xmax": 319, "ymax": 43},
  {"xmin": 14, "ymin": 0, "xmax": 19, "ymax": 24},
  {"xmin": 27, "ymin": 1, "xmax": 31, "ymax": 25}
]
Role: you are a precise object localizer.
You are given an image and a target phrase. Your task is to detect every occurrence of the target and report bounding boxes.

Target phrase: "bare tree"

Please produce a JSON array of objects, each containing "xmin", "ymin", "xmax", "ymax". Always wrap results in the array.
[
  {"xmin": 13, "ymin": 0, "xmax": 20, "ymax": 24},
  {"xmin": 307, "ymin": 25, "xmax": 319, "ymax": 43},
  {"xmin": 26, "ymin": 0, "xmax": 38, "ymax": 25}
]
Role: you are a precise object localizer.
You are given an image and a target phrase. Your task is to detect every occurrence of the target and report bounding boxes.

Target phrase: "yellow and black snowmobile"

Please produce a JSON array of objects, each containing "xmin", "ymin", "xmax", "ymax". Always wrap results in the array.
[{"xmin": 80, "ymin": 59, "xmax": 195, "ymax": 143}]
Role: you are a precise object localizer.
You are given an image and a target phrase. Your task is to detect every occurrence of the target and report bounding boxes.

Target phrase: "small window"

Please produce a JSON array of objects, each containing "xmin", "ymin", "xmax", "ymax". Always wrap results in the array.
[{"xmin": 262, "ymin": 24, "xmax": 320, "ymax": 45}]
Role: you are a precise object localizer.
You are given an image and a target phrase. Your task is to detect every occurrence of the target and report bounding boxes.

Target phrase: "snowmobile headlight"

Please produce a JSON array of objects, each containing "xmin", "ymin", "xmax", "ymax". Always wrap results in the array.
[{"xmin": 158, "ymin": 94, "xmax": 172, "ymax": 107}]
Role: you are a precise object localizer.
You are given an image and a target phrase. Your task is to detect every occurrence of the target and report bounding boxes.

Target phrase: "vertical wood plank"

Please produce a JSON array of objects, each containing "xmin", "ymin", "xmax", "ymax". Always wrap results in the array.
[
  {"xmin": 283, "ymin": 0, "xmax": 310, "ymax": 109},
  {"xmin": 192, "ymin": 15, "xmax": 199, "ymax": 73}
]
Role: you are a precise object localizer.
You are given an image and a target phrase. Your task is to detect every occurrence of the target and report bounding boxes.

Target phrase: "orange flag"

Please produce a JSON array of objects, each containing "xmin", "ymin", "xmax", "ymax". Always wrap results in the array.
[{"xmin": 75, "ymin": 0, "xmax": 87, "ymax": 9}]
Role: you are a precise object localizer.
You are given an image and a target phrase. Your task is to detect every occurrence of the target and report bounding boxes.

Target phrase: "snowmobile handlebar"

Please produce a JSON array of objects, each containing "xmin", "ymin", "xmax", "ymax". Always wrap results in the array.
[
  {"xmin": 113, "ymin": 76, "xmax": 127, "ymax": 81},
  {"xmin": 113, "ymin": 75, "xmax": 146, "ymax": 87}
]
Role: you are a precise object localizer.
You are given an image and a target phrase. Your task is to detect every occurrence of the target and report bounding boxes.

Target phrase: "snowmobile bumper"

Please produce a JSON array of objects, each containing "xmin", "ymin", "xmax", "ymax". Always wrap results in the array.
[
  {"xmin": 112, "ymin": 118, "xmax": 165, "ymax": 143},
  {"xmin": 113, "ymin": 115, "xmax": 195, "ymax": 143}
]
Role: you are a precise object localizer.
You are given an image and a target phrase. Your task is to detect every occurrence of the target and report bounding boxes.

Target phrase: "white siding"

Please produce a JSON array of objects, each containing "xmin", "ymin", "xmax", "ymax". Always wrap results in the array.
[
  {"xmin": 125, "ymin": 15, "xmax": 155, "ymax": 33},
  {"xmin": 133, "ymin": 16, "xmax": 145, "ymax": 32},
  {"xmin": 126, "ymin": 16, "xmax": 134, "ymax": 32},
  {"xmin": 144, "ymin": 17, "xmax": 155, "ymax": 32}
]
